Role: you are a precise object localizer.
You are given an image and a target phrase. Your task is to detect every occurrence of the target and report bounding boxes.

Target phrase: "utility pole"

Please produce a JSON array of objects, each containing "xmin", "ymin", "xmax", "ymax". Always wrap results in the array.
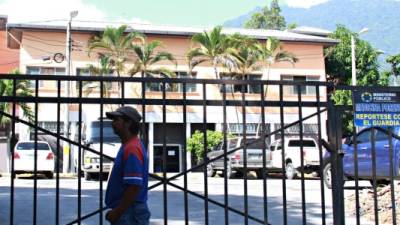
[
  {"xmin": 63, "ymin": 10, "xmax": 78, "ymax": 173},
  {"xmin": 351, "ymin": 28, "xmax": 369, "ymax": 86}
]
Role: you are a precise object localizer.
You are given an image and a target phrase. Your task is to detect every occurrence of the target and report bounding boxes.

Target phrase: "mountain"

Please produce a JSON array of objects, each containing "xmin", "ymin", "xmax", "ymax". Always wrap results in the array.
[{"xmin": 224, "ymin": 0, "xmax": 400, "ymax": 67}]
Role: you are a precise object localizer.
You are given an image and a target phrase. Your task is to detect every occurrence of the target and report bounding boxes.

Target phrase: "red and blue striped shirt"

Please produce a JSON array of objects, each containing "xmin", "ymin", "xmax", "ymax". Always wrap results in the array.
[{"xmin": 105, "ymin": 136, "xmax": 149, "ymax": 208}]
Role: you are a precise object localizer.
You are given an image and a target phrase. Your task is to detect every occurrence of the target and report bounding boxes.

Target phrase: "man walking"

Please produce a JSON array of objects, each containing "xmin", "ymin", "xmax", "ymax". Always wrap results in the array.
[{"xmin": 105, "ymin": 106, "xmax": 150, "ymax": 225}]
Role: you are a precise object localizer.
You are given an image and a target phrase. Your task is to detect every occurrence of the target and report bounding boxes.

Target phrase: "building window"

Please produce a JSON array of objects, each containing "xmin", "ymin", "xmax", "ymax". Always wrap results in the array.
[
  {"xmin": 26, "ymin": 66, "xmax": 65, "ymax": 87},
  {"xmin": 274, "ymin": 123, "xmax": 318, "ymax": 135},
  {"xmin": 281, "ymin": 75, "xmax": 319, "ymax": 95},
  {"xmin": 76, "ymin": 68, "xmax": 114, "ymax": 94},
  {"xmin": 228, "ymin": 123, "xmax": 270, "ymax": 135},
  {"xmin": 220, "ymin": 73, "xmax": 262, "ymax": 94},
  {"xmin": 145, "ymin": 72, "xmax": 197, "ymax": 92}
]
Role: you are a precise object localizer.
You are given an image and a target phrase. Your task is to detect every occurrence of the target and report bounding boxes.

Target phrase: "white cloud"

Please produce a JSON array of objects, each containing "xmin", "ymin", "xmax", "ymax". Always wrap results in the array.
[
  {"xmin": 0, "ymin": 0, "xmax": 106, "ymax": 22},
  {"xmin": 285, "ymin": 0, "xmax": 330, "ymax": 8},
  {"xmin": 0, "ymin": 0, "xmax": 148, "ymax": 25}
]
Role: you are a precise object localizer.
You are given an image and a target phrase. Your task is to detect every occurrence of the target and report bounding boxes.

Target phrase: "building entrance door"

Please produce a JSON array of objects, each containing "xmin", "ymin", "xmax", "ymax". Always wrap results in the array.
[{"xmin": 153, "ymin": 145, "xmax": 180, "ymax": 172}]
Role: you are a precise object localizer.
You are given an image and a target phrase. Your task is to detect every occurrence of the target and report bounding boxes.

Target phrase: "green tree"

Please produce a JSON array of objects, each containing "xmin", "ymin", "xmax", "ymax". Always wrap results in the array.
[
  {"xmin": 325, "ymin": 25, "xmax": 383, "ymax": 135},
  {"xmin": 386, "ymin": 54, "xmax": 400, "ymax": 76},
  {"xmin": 82, "ymin": 55, "xmax": 113, "ymax": 98},
  {"xmin": 245, "ymin": 0, "xmax": 286, "ymax": 30},
  {"xmin": 325, "ymin": 25, "xmax": 381, "ymax": 86},
  {"xmin": 255, "ymin": 37, "xmax": 298, "ymax": 71},
  {"xmin": 88, "ymin": 25, "xmax": 144, "ymax": 76},
  {"xmin": 187, "ymin": 130, "xmax": 233, "ymax": 162},
  {"xmin": 128, "ymin": 40, "xmax": 176, "ymax": 78},
  {"xmin": 187, "ymin": 26, "xmax": 237, "ymax": 79},
  {"xmin": 0, "ymin": 69, "xmax": 34, "ymax": 125},
  {"xmin": 254, "ymin": 37, "xmax": 298, "ymax": 135},
  {"xmin": 229, "ymin": 35, "xmax": 261, "ymax": 77}
]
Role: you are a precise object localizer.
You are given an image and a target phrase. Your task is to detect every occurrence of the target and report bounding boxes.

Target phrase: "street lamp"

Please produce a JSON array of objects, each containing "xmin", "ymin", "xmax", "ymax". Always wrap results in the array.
[
  {"xmin": 63, "ymin": 10, "xmax": 78, "ymax": 173},
  {"xmin": 351, "ymin": 28, "xmax": 369, "ymax": 86}
]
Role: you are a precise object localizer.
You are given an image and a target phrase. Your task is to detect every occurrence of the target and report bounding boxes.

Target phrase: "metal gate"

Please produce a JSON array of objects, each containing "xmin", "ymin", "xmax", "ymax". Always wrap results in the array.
[{"xmin": 0, "ymin": 74, "xmax": 397, "ymax": 225}]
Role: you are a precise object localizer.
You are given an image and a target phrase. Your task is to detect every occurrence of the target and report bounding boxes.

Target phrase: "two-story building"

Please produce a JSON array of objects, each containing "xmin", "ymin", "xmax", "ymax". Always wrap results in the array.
[{"xmin": 6, "ymin": 20, "xmax": 337, "ymax": 173}]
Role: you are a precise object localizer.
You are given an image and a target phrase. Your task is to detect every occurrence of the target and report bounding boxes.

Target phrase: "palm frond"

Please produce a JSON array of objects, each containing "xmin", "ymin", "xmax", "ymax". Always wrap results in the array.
[
  {"xmin": 150, "ymin": 51, "xmax": 176, "ymax": 65},
  {"xmin": 148, "ymin": 68, "xmax": 177, "ymax": 78}
]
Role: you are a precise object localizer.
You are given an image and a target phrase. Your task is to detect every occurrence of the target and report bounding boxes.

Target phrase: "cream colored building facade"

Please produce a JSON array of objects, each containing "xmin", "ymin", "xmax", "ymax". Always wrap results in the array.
[{"xmin": 7, "ymin": 21, "xmax": 337, "ymax": 172}]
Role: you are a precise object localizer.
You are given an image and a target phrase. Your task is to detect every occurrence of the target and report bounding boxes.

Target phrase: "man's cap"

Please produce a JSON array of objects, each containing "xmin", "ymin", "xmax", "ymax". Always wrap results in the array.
[{"xmin": 106, "ymin": 106, "xmax": 142, "ymax": 122}]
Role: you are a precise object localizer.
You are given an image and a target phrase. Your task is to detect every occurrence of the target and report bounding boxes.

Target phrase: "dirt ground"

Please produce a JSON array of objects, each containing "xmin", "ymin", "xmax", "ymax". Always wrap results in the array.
[{"xmin": 346, "ymin": 182, "xmax": 399, "ymax": 224}]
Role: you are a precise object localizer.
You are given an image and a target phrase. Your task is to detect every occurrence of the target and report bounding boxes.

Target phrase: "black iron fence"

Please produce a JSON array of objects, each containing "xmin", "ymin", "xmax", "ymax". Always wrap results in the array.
[{"xmin": 0, "ymin": 74, "xmax": 397, "ymax": 225}]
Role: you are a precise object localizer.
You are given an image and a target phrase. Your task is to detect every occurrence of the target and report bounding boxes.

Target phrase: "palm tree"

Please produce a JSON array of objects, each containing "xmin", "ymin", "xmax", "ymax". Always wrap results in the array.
[
  {"xmin": 129, "ymin": 40, "xmax": 176, "ymax": 91},
  {"xmin": 0, "ymin": 69, "xmax": 34, "ymax": 125},
  {"xmin": 187, "ymin": 26, "xmax": 237, "ymax": 80},
  {"xmin": 254, "ymin": 37, "xmax": 299, "ymax": 135},
  {"xmin": 255, "ymin": 37, "xmax": 298, "ymax": 80},
  {"xmin": 82, "ymin": 55, "xmax": 113, "ymax": 98},
  {"xmin": 229, "ymin": 35, "xmax": 261, "ymax": 80},
  {"xmin": 225, "ymin": 35, "xmax": 262, "ymax": 134},
  {"xmin": 88, "ymin": 25, "xmax": 144, "ymax": 76}
]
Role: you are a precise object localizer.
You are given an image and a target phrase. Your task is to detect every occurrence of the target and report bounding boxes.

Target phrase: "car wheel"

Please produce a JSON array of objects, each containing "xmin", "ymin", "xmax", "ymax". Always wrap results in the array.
[
  {"xmin": 235, "ymin": 170, "xmax": 244, "ymax": 178},
  {"xmin": 285, "ymin": 162, "xmax": 296, "ymax": 179},
  {"xmin": 84, "ymin": 172, "xmax": 92, "ymax": 181},
  {"xmin": 323, "ymin": 162, "xmax": 332, "ymax": 189},
  {"xmin": 256, "ymin": 169, "xmax": 264, "ymax": 179},
  {"xmin": 46, "ymin": 172, "xmax": 54, "ymax": 179},
  {"xmin": 206, "ymin": 164, "xmax": 216, "ymax": 177}
]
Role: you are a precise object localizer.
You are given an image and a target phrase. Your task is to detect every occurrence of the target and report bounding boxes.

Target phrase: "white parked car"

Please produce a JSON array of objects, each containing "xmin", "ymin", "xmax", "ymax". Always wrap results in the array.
[
  {"xmin": 268, "ymin": 137, "xmax": 322, "ymax": 179},
  {"xmin": 13, "ymin": 141, "xmax": 55, "ymax": 179}
]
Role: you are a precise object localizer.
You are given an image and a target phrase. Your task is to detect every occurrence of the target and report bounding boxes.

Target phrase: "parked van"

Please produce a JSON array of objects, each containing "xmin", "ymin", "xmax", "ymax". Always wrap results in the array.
[
  {"xmin": 206, "ymin": 137, "xmax": 271, "ymax": 178},
  {"xmin": 73, "ymin": 119, "xmax": 120, "ymax": 180},
  {"xmin": 269, "ymin": 137, "xmax": 322, "ymax": 179}
]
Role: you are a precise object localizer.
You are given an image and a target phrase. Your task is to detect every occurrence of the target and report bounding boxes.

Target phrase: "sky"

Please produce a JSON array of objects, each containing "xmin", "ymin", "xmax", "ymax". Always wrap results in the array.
[{"xmin": 0, "ymin": 0, "xmax": 330, "ymax": 27}]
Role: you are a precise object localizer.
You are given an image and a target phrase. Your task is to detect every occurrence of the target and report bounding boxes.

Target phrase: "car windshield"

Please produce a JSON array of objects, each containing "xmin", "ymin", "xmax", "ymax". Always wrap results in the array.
[
  {"xmin": 288, "ymin": 140, "xmax": 316, "ymax": 147},
  {"xmin": 88, "ymin": 121, "xmax": 120, "ymax": 143},
  {"xmin": 16, "ymin": 142, "xmax": 50, "ymax": 150},
  {"xmin": 241, "ymin": 139, "xmax": 265, "ymax": 149}
]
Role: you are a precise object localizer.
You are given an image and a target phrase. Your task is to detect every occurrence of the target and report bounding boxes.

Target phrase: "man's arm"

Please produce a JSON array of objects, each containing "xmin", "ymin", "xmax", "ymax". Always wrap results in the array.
[{"xmin": 106, "ymin": 185, "xmax": 140, "ymax": 223}]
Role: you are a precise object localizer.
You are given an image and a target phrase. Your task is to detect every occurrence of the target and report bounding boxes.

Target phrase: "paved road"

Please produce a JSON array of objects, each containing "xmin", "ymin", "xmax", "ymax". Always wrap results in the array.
[{"xmin": 0, "ymin": 173, "xmax": 375, "ymax": 225}]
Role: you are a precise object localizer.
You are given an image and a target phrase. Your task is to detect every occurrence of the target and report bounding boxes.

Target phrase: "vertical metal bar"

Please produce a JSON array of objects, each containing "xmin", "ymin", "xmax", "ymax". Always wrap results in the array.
[
  {"xmin": 352, "ymin": 115, "xmax": 361, "ymax": 225},
  {"xmin": 388, "ymin": 127, "xmax": 397, "ymax": 225},
  {"xmin": 279, "ymin": 84, "xmax": 288, "ymax": 225},
  {"xmin": 141, "ymin": 74, "xmax": 147, "ymax": 149},
  {"xmin": 56, "ymin": 79, "xmax": 61, "ymax": 225},
  {"xmin": 316, "ymin": 85, "xmax": 326, "ymax": 225},
  {"xmin": 202, "ymin": 83, "xmax": 209, "ymax": 225},
  {"xmin": 162, "ymin": 80, "xmax": 168, "ymax": 225},
  {"xmin": 328, "ymin": 99, "xmax": 345, "ymax": 225},
  {"xmin": 33, "ymin": 77, "xmax": 39, "ymax": 225},
  {"xmin": 222, "ymin": 83, "xmax": 229, "ymax": 225},
  {"xmin": 121, "ymin": 80, "xmax": 125, "ymax": 107},
  {"xmin": 77, "ymin": 80, "xmax": 82, "ymax": 225},
  {"xmin": 182, "ymin": 82, "xmax": 189, "ymax": 225},
  {"xmin": 99, "ymin": 79, "xmax": 104, "ymax": 225},
  {"xmin": 297, "ymin": 85, "xmax": 306, "ymax": 225},
  {"xmin": 370, "ymin": 128, "xmax": 379, "ymax": 225},
  {"xmin": 260, "ymin": 83, "xmax": 268, "ymax": 225},
  {"xmin": 10, "ymin": 78, "xmax": 17, "ymax": 225},
  {"xmin": 241, "ymin": 82, "xmax": 248, "ymax": 225},
  {"xmin": 351, "ymin": 89, "xmax": 361, "ymax": 225}
]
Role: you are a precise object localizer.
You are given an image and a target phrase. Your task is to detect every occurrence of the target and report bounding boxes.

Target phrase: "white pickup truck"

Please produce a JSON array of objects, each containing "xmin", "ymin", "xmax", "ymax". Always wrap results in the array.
[{"xmin": 268, "ymin": 137, "xmax": 322, "ymax": 179}]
